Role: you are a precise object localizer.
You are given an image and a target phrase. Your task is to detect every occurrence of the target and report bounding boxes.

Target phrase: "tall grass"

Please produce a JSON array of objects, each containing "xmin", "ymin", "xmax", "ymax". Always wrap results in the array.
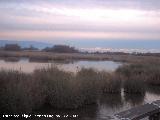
[
  {"xmin": 0, "ymin": 70, "xmax": 34, "ymax": 114},
  {"xmin": 0, "ymin": 67, "xmax": 110, "ymax": 112},
  {"xmin": 0, "ymin": 66, "xmax": 124, "ymax": 113},
  {"xmin": 115, "ymin": 62, "xmax": 160, "ymax": 94},
  {"xmin": 100, "ymin": 72, "xmax": 121, "ymax": 93},
  {"xmin": 123, "ymin": 75, "xmax": 146, "ymax": 94},
  {"xmin": 117, "ymin": 62, "xmax": 160, "ymax": 85},
  {"xmin": 2, "ymin": 61, "xmax": 159, "ymax": 113},
  {"xmin": 33, "ymin": 66, "xmax": 85, "ymax": 109},
  {"xmin": 116, "ymin": 64, "xmax": 146, "ymax": 94},
  {"xmin": 76, "ymin": 68, "xmax": 102, "ymax": 105}
]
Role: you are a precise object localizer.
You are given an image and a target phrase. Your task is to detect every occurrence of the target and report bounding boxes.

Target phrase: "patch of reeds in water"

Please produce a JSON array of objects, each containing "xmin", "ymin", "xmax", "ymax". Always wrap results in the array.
[
  {"xmin": 0, "ymin": 67, "xmax": 114, "ymax": 113},
  {"xmin": 116, "ymin": 62, "xmax": 160, "ymax": 94},
  {"xmin": 116, "ymin": 64, "xmax": 146, "ymax": 94},
  {"xmin": 33, "ymin": 66, "xmax": 85, "ymax": 109},
  {"xmin": 100, "ymin": 72, "xmax": 121, "ymax": 93},
  {"xmin": 2, "ymin": 61, "xmax": 159, "ymax": 113}
]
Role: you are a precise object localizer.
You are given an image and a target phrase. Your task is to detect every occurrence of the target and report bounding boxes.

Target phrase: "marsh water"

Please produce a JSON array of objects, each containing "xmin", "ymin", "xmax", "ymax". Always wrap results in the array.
[
  {"xmin": 0, "ymin": 58, "xmax": 160, "ymax": 120},
  {"xmin": 0, "ymin": 58, "xmax": 122, "ymax": 73},
  {"xmin": 32, "ymin": 90, "xmax": 160, "ymax": 120}
]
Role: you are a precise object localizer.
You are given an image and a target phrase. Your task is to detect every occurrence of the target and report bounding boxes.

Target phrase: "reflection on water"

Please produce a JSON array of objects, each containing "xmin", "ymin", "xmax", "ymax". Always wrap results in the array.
[
  {"xmin": 34, "ymin": 103, "xmax": 98, "ymax": 120},
  {"xmin": 99, "ymin": 94, "xmax": 123, "ymax": 109},
  {"xmin": 124, "ymin": 93, "xmax": 145, "ymax": 107},
  {"xmin": 0, "ymin": 58, "xmax": 122, "ymax": 73},
  {"xmin": 96, "ymin": 92, "xmax": 160, "ymax": 120},
  {"xmin": 32, "ymin": 92, "xmax": 160, "ymax": 120},
  {"xmin": 3, "ymin": 57, "xmax": 20, "ymax": 62},
  {"xmin": 147, "ymin": 85, "xmax": 160, "ymax": 95}
]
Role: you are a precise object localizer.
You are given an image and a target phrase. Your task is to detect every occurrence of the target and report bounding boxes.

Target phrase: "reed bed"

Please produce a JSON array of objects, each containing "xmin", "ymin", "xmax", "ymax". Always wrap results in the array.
[
  {"xmin": 116, "ymin": 62, "xmax": 160, "ymax": 94},
  {"xmin": 76, "ymin": 68, "xmax": 102, "ymax": 105},
  {"xmin": 33, "ymin": 66, "xmax": 85, "ymax": 109},
  {"xmin": 0, "ymin": 67, "xmax": 118, "ymax": 113},
  {"xmin": 1, "ymin": 60, "xmax": 159, "ymax": 113},
  {"xmin": 1, "ymin": 50, "xmax": 160, "ymax": 62},
  {"xmin": 0, "ymin": 70, "xmax": 34, "ymax": 114},
  {"xmin": 100, "ymin": 72, "xmax": 121, "ymax": 93}
]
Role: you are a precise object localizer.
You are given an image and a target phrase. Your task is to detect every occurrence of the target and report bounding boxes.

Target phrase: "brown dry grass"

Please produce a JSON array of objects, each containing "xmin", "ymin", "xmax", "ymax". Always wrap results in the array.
[
  {"xmin": 1, "ymin": 50, "xmax": 160, "ymax": 63},
  {"xmin": 0, "ymin": 67, "xmax": 120, "ymax": 113}
]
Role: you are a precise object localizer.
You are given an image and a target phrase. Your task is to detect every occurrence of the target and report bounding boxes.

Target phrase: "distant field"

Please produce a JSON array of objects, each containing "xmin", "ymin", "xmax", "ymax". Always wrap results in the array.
[{"xmin": 0, "ymin": 50, "xmax": 160, "ymax": 63}]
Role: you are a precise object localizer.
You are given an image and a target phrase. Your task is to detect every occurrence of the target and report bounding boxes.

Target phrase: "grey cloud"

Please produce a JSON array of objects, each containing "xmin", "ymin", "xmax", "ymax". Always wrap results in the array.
[
  {"xmin": 0, "ymin": 0, "xmax": 160, "ymax": 10},
  {"xmin": 91, "ymin": 0, "xmax": 160, "ymax": 10},
  {"xmin": 0, "ymin": 21, "xmax": 160, "ymax": 34},
  {"xmin": 0, "ymin": 0, "xmax": 160, "ymax": 39}
]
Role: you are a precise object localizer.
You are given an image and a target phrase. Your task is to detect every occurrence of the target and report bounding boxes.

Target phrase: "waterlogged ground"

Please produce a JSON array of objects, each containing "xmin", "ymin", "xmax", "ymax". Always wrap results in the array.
[{"xmin": 0, "ymin": 58, "xmax": 160, "ymax": 120}]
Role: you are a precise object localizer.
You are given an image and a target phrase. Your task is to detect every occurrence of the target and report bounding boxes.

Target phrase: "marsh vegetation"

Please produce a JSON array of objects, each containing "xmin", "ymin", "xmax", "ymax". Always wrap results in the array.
[
  {"xmin": 116, "ymin": 62, "xmax": 160, "ymax": 94},
  {"xmin": 0, "ymin": 67, "xmax": 116, "ymax": 113},
  {"xmin": 0, "ymin": 55, "xmax": 160, "ymax": 119}
]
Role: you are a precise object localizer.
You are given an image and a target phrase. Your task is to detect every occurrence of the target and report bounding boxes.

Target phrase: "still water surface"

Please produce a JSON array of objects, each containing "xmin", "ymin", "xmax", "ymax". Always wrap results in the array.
[
  {"xmin": 35, "ymin": 91, "xmax": 160, "ymax": 120},
  {"xmin": 0, "ymin": 58, "xmax": 160, "ymax": 120},
  {"xmin": 0, "ymin": 58, "xmax": 122, "ymax": 73}
]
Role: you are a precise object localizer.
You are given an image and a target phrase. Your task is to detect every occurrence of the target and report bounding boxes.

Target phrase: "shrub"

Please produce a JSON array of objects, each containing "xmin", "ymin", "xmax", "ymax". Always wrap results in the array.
[
  {"xmin": 4, "ymin": 44, "xmax": 21, "ymax": 51},
  {"xmin": 43, "ymin": 45, "xmax": 79, "ymax": 53}
]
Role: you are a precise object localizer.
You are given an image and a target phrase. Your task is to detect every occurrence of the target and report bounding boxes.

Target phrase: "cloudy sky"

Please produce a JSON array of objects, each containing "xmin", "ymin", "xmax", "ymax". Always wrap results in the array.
[{"xmin": 0, "ymin": 0, "xmax": 160, "ymax": 52}]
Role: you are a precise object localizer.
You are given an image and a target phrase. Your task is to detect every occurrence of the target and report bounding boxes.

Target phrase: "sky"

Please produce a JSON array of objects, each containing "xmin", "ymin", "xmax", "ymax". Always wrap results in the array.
[{"xmin": 0, "ymin": 0, "xmax": 160, "ymax": 52}]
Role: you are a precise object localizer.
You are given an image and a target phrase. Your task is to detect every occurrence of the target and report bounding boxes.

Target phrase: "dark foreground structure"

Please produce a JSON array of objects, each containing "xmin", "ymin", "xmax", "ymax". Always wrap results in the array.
[{"xmin": 115, "ymin": 100, "xmax": 160, "ymax": 120}]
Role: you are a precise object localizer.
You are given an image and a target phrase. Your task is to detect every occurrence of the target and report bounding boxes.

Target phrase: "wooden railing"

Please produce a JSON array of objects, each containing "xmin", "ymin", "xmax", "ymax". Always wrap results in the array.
[{"xmin": 115, "ymin": 100, "xmax": 160, "ymax": 120}]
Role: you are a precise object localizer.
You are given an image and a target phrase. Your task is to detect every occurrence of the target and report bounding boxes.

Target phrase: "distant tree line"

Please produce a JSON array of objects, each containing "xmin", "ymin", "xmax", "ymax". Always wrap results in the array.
[
  {"xmin": 0, "ymin": 44, "xmax": 79, "ymax": 53},
  {"xmin": 1, "ymin": 44, "xmax": 159, "ymax": 56},
  {"xmin": 3, "ymin": 44, "xmax": 21, "ymax": 51},
  {"xmin": 43, "ymin": 45, "xmax": 79, "ymax": 53},
  {"xmin": 0, "ymin": 44, "xmax": 38, "ymax": 51},
  {"xmin": 23, "ymin": 45, "xmax": 39, "ymax": 51}
]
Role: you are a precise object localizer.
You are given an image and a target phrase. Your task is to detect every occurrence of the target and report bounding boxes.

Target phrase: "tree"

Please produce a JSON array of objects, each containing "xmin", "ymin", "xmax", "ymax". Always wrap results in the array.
[
  {"xmin": 4, "ymin": 44, "xmax": 21, "ymax": 51},
  {"xmin": 43, "ymin": 45, "xmax": 79, "ymax": 53},
  {"xmin": 23, "ymin": 45, "xmax": 39, "ymax": 51}
]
